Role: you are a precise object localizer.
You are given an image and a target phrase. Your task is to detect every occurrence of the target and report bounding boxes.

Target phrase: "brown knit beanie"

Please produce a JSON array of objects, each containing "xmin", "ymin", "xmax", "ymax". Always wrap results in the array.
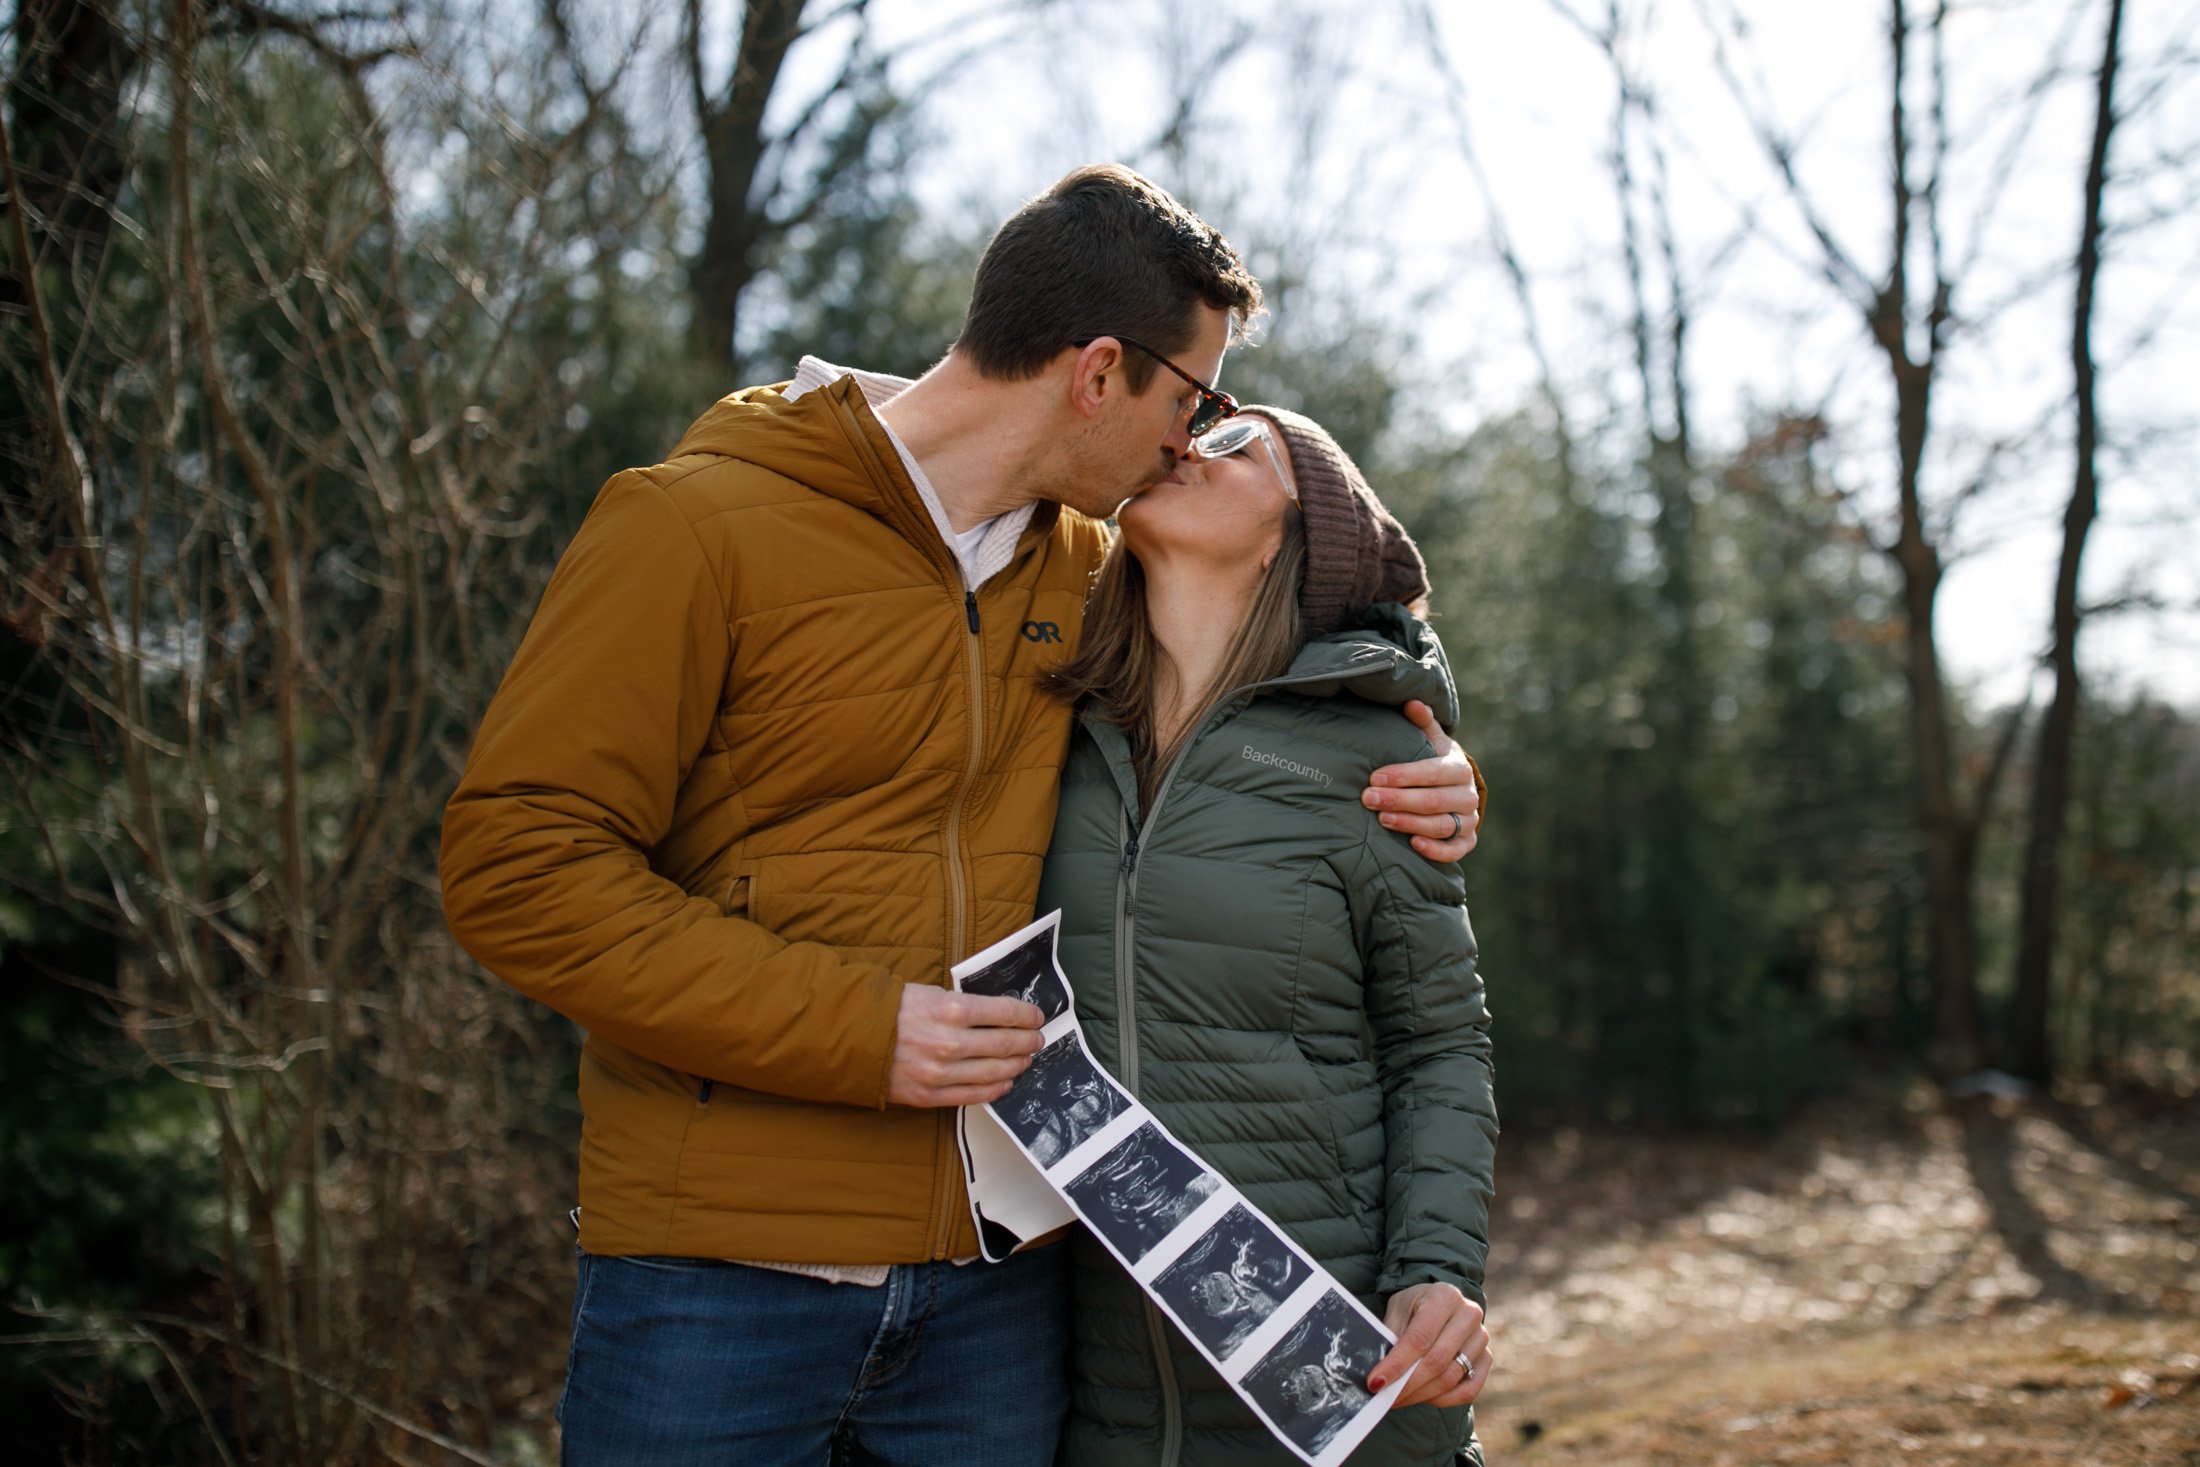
[{"xmin": 1246, "ymin": 405, "xmax": 1430, "ymax": 639}]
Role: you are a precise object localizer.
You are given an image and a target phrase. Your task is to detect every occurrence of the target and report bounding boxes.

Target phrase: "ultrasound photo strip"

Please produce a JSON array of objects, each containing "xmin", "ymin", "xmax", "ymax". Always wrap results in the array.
[{"xmin": 951, "ymin": 913, "xmax": 1412, "ymax": 1467}]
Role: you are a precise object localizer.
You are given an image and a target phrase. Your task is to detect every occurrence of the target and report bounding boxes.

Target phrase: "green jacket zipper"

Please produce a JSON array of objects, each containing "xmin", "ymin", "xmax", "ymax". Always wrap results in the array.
[
  {"xmin": 1111, "ymin": 730, "xmax": 1207, "ymax": 1467},
  {"xmin": 1106, "ymin": 659, "xmax": 1388, "ymax": 1099}
]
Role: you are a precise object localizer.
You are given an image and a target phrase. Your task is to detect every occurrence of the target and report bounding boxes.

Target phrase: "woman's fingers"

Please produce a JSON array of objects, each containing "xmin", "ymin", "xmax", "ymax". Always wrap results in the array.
[
  {"xmin": 1392, "ymin": 1303, "xmax": 1482, "ymax": 1409},
  {"xmin": 1371, "ymin": 1283, "xmax": 1437, "ymax": 1390},
  {"xmin": 1371, "ymin": 1284, "xmax": 1486, "ymax": 1409},
  {"xmin": 1399, "ymin": 698, "xmax": 1451, "ymax": 751},
  {"xmin": 1423, "ymin": 1326, "xmax": 1493, "ymax": 1408}
]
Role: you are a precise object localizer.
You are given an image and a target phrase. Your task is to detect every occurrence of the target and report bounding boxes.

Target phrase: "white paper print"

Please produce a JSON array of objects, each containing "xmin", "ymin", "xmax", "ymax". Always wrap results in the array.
[
  {"xmin": 1063, "ymin": 1120, "xmax": 1222, "ymax": 1262},
  {"xmin": 955, "ymin": 921, "xmax": 1073, "ymax": 1021},
  {"xmin": 951, "ymin": 912, "xmax": 1410, "ymax": 1467},
  {"xmin": 958, "ymin": 1101, "xmax": 1076, "ymax": 1250}
]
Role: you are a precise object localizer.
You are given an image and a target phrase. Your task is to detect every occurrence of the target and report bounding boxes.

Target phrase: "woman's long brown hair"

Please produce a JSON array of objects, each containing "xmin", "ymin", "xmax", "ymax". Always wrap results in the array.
[{"xmin": 1047, "ymin": 510, "xmax": 1309, "ymax": 814}]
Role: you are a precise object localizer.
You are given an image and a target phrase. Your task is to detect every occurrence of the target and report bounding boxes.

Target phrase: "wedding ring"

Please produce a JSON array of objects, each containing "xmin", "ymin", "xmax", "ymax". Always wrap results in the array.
[
  {"xmin": 1455, "ymin": 1350, "xmax": 1473, "ymax": 1376},
  {"xmin": 1447, "ymin": 812, "xmax": 1463, "ymax": 840}
]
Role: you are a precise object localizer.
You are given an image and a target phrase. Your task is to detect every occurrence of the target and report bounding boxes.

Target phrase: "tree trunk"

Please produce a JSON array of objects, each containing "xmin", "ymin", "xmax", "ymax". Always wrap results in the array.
[
  {"xmin": 686, "ymin": 0, "xmax": 809, "ymax": 369},
  {"xmin": 1873, "ymin": 0, "xmax": 1985, "ymax": 1075},
  {"xmin": 2009, "ymin": 0, "xmax": 2123, "ymax": 1086},
  {"xmin": 1888, "ymin": 351, "xmax": 1984, "ymax": 1073},
  {"xmin": 1604, "ymin": 4, "xmax": 1704, "ymax": 1116},
  {"xmin": 2, "ymin": 0, "xmax": 138, "ymax": 646},
  {"xmin": 5, "ymin": 0, "xmax": 135, "ymax": 277}
]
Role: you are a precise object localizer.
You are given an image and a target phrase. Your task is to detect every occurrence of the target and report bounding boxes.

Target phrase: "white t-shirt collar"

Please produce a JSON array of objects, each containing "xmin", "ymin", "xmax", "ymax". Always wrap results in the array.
[{"xmin": 783, "ymin": 355, "xmax": 1036, "ymax": 591}]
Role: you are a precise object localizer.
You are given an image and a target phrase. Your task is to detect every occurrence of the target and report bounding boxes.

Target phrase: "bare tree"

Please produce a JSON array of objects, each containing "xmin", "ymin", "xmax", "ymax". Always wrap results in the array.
[
  {"xmin": 1697, "ymin": 0, "xmax": 2061, "ymax": 1074},
  {"xmin": 2, "ymin": 0, "xmax": 139, "ymax": 650},
  {"xmin": 682, "ymin": 0, "xmax": 947, "ymax": 374},
  {"xmin": 1412, "ymin": 0, "xmax": 1581, "ymax": 480},
  {"xmin": 2009, "ymin": 0, "xmax": 2125, "ymax": 1087},
  {"xmin": 677, "ymin": 0, "xmax": 1048, "ymax": 373}
]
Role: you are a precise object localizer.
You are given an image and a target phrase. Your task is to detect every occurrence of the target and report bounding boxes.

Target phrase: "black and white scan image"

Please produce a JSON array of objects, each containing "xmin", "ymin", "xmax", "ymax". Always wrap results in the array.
[
  {"xmin": 955, "ymin": 930, "xmax": 1069, "ymax": 1022},
  {"xmin": 1063, "ymin": 1122, "xmax": 1220, "ymax": 1263},
  {"xmin": 996, "ymin": 1032, "xmax": 1131, "ymax": 1168},
  {"xmin": 1151, "ymin": 1204, "xmax": 1312, "ymax": 1361},
  {"xmin": 1239, "ymin": 1291, "xmax": 1388, "ymax": 1458}
]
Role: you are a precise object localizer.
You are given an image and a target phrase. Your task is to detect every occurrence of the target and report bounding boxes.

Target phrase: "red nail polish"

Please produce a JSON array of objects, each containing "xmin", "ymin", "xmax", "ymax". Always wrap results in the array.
[{"xmin": 1370, "ymin": 1375, "xmax": 1387, "ymax": 1391}]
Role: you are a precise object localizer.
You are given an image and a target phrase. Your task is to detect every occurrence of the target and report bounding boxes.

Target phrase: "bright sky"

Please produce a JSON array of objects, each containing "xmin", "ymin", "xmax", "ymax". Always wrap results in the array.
[{"xmin": 783, "ymin": 0, "xmax": 2200, "ymax": 709}]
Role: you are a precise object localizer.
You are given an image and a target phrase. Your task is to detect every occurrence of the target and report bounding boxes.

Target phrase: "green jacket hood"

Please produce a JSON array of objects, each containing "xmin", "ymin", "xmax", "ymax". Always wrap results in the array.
[{"xmin": 1263, "ymin": 601, "xmax": 1459, "ymax": 730}]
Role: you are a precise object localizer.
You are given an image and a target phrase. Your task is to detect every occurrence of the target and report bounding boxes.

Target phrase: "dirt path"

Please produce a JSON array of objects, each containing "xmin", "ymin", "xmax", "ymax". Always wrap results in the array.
[{"xmin": 1472, "ymin": 1086, "xmax": 2200, "ymax": 1464}]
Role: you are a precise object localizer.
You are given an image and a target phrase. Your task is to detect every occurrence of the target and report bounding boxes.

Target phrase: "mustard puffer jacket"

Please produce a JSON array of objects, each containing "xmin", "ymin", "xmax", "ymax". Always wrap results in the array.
[{"xmin": 440, "ymin": 376, "xmax": 1106, "ymax": 1263}]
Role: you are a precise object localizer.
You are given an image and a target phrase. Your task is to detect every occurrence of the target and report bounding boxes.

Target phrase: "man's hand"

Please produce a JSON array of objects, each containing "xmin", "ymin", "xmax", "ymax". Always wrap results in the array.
[
  {"xmin": 887, "ymin": 985, "xmax": 1046, "ymax": 1108},
  {"xmin": 1369, "ymin": 1282, "xmax": 1491, "ymax": 1410},
  {"xmin": 1364, "ymin": 700, "xmax": 1483, "ymax": 863}
]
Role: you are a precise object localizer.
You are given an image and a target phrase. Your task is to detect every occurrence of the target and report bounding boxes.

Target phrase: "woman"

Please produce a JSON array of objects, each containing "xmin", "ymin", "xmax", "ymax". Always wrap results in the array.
[{"xmin": 1036, "ymin": 406, "xmax": 1496, "ymax": 1466}]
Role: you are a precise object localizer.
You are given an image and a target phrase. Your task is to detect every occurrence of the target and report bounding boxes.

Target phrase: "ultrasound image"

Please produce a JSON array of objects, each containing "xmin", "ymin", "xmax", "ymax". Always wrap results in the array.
[
  {"xmin": 1150, "ymin": 1204, "xmax": 1311, "ymax": 1361},
  {"xmin": 1239, "ymin": 1291, "xmax": 1388, "ymax": 1457},
  {"xmin": 956, "ymin": 933, "xmax": 1070, "ymax": 1022},
  {"xmin": 993, "ymin": 1032, "xmax": 1131, "ymax": 1168},
  {"xmin": 1063, "ymin": 1122, "xmax": 1220, "ymax": 1263}
]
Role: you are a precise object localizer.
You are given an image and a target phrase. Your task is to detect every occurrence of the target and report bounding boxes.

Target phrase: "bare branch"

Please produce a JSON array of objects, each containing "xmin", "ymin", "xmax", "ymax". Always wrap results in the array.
[
  {"xmin": 1412, "ymin": 0, "xmax": 1575, "ymax": 447},
  {"xmin": 1688, "ymin": 0, "xmax": 1876, "ymax": 309},
  {"xmin": 205, "ymin": 0, "xmax": 417, "ymax": 73},
  {"xmin": 1944, "ymin": 0, "xmax": 2093, "ymax": 288},
  {"xmin": 682, "ymin": 0, "xmax": 713, "ymax": 127}
]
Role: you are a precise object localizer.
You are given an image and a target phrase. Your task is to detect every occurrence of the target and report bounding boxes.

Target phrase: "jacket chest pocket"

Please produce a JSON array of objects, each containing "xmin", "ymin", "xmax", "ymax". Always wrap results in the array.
[{"xmin": 720, "ymin": 594, "xmax": 966, "ymax": 811}]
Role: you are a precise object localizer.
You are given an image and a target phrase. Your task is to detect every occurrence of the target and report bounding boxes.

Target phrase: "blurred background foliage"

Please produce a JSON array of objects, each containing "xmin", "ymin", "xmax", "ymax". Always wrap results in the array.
[{"xmin": 2, "ymin": 0, "xmax": 2194, "ymax": 1459}]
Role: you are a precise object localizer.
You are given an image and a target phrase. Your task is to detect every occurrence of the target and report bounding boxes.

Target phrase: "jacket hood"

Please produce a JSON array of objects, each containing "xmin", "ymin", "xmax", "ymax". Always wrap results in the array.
[
  {"xmin": 667, "ymin": 375, "xmax": 914, "ymax": 524},
  {"xmin": 1262, "ymin": 602, "xmax": 1458, "ymax": 730}
]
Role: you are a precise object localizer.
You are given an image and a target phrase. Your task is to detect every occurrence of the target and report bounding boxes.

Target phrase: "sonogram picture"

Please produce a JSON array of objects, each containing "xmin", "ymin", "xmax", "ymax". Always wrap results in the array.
[{"xmin": 951, "ymin": 912, "xmax": 1412, "ymax": 1467}]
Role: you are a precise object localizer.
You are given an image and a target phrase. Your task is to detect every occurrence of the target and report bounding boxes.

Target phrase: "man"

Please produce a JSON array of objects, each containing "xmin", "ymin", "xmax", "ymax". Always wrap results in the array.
[{"xmin": 440, "ymin": 164, "xmax": 1483, "ymax": 1465}]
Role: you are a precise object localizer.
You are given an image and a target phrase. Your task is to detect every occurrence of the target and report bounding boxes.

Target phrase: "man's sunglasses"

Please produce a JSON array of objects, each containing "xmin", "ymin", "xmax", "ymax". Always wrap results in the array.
[
  {"xmin": 1071, "ymin": 335, "xmax": 1238, "ymax": 436},
  {"xmin": 1192, "ymin": 416, "xmax": 1297, "ymax": 503}
]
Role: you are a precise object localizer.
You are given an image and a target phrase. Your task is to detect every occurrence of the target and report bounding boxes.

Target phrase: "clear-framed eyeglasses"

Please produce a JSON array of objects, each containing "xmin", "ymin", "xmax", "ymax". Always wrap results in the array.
[{"xmin": 1191, "ymin": 416, "xmax": 1296, "ymax": 502}]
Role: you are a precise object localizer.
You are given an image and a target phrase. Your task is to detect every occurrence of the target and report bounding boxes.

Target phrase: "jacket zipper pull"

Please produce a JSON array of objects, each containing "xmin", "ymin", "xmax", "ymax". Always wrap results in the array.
[
  {"xmin": 964, "ymin": 590, "xmax": 980, "ymax": 634},
  {"xmin": 1121, "ymin": 833, "xmax": 1140, "ymax": 875}
]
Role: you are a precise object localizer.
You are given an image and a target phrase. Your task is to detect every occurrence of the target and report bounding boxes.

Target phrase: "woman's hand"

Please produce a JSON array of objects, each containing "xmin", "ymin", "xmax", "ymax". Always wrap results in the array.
[
  {"xmin": 1363, "ymin": 701, "xmax": 1483, "ymax": 862},
  {"xmin": 1368, "ymin": 1282, "xmax": 1492, "ymax": 1410}
]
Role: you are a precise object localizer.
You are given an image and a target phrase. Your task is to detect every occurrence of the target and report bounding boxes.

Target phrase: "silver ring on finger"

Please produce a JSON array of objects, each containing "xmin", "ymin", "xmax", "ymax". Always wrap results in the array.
[
  {"xmin": 1455, "ymin": 1350, "xmax": 1473, "ymax": 1377},
  {"xmin": 1447, "ymin": 812, "xmax": 1463, "ymax": 840}
]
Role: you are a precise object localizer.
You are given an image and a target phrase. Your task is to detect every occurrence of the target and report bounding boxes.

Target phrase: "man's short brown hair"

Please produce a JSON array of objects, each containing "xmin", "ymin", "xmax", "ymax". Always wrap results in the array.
[{"xmin": 956, "ymin": 164, "xmax": 1263, "ymax": 391}]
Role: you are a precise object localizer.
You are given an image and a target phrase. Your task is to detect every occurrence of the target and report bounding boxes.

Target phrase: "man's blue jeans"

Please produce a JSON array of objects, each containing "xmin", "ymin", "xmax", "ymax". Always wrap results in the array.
[{"xmin": 556, "ymin": 1245, "xmax": 1069, "ymax": 1467}]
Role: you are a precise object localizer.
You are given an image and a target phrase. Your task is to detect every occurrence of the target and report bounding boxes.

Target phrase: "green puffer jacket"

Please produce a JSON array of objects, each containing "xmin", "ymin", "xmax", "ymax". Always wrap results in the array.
[{"xmin": 1036, "ymin": 605, "xmax": 1497, "ymax": 1467}]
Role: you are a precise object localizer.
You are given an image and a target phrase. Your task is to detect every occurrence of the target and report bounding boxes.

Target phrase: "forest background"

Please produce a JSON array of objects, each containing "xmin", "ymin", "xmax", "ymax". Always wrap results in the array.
[{"xmin": 2, "ymin": 0, "xmax": 2195, "ymax": 1461}]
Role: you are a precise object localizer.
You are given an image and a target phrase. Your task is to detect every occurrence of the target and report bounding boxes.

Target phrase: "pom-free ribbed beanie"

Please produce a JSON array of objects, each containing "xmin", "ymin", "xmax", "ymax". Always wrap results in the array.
[{"xmin": 1247, "ymin": 406, "xmax": 1430, "ymax": 638}]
